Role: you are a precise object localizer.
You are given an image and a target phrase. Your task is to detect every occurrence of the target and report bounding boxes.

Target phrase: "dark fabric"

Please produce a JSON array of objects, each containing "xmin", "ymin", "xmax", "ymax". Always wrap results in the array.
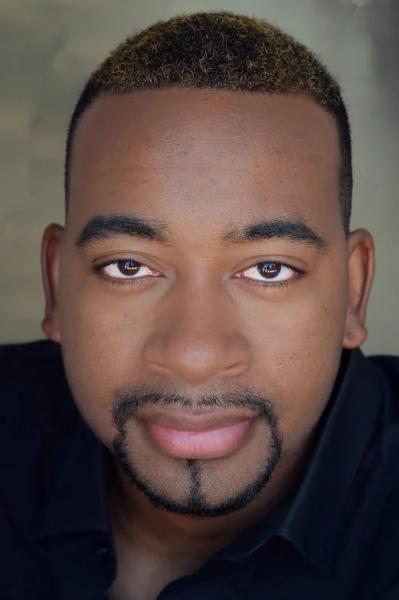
[{"xmin": 1, "ymin": 340, "xmax": 399, "ymax": 599}]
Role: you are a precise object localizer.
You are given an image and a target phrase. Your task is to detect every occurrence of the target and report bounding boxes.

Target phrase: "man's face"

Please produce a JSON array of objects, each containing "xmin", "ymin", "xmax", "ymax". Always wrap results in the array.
[{"xmin": 43, "ymin": 89, "xmax": 367, "ymax": 516}]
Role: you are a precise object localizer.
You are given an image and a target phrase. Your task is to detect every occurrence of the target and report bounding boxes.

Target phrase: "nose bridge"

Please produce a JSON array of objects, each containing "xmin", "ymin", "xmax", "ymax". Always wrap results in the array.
[{"xmin": 142, "ymin": 278, "xmax": 250, "ymax": 384}]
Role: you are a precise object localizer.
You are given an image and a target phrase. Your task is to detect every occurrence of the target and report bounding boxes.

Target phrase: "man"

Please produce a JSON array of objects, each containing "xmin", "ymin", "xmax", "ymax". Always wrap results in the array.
[{"xmin": 1, "ymin": 10, "xmax": 398, "ymax": 599}]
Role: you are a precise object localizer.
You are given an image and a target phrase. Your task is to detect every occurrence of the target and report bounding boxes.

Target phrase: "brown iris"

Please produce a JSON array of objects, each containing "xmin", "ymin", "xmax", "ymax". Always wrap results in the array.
[
  {"xmin": 258, "ymin": 262, "xmax": 281, "ymax": 278},
  {"xmin": 117, "ymin": 260, "xmax": 141, "ymax": 276}
]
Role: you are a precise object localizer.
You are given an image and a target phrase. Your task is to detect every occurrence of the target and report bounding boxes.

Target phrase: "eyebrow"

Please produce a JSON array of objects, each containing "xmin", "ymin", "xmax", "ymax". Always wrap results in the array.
[
  {"xmin": 76, "ymin": 213, "xmax": 328, "ymax": 251},
  {"xmin": 223, "ymin": 218, "xmax": 328, "ymax": 250},
  {"xmin": 76, "ymin": 214, "xmax": 168, "ymax": 246}
]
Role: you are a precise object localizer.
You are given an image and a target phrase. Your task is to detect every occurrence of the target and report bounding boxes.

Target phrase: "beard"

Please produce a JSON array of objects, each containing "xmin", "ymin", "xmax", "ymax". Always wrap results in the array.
[{"xmin": 111, "ymin": 388, "xmax": 282, "ymax": 518}]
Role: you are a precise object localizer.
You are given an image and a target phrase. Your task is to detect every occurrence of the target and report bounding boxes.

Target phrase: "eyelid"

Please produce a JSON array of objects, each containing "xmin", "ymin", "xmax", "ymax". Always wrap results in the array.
[
  {"xmin": 91, "ymin": 250, "xmax": 168, "ymax": 273},
  {"xmin": 233, "ymin": 261, "xmax": 304, "ymax": 287},
  {"xmin": 235, "ymin": 261, "xmax": 300, "ymax": 276},
  {"xmin": 93, "ymin": 257, "xmax": 304, "ymax": 288},
  {"xmin": 94, "ymin": 258, "xmax": 161, "ymax": 284}
]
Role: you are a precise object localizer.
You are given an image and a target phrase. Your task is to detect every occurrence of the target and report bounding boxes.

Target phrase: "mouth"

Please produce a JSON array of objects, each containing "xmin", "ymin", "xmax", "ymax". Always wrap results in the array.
[{"xmin": 138, "ymin": 409, "xmax": 255, "ymax": 460}]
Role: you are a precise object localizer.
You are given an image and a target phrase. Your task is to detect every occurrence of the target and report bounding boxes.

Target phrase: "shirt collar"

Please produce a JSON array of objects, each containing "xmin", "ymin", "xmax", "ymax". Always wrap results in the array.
[
  {"xmin": 37, "ymin": 348, "xmax": 386, "ymax": 575},
  {"xmin": 279, "ymin": 347, "xmax": 385, "ymax": 573},
  {"xmin": 220, "ymin": 348, "xmax": 386, "ymax": 573},
  {"xmin": 37, "ymin": 411, "xmax": 110, "ymax": 539}
]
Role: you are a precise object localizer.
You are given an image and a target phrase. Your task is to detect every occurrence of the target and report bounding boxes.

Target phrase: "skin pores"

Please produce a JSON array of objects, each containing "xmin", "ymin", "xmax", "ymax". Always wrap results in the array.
[{"xmin": 42, "ymin": 89, "xmax": 372, "ymax": 523}]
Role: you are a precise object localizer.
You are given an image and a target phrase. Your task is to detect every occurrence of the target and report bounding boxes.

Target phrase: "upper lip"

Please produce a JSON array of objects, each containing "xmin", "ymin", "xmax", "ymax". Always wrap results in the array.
[{"xmin": 137, "ymin": 408, "xmax": 255, "ymax": 432}]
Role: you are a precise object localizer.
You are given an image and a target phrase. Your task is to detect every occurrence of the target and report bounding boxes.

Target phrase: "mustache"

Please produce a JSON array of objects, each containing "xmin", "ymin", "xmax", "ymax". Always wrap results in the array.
[{"xmin": 112, "ymin": 387, "xmax": 278, "ymax": 430}]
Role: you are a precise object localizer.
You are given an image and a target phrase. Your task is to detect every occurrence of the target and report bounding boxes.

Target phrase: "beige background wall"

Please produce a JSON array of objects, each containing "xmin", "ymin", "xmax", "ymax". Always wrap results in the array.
[{"xmin": 0, "ymin": 0, "xmax": 398, "ymax": 354}]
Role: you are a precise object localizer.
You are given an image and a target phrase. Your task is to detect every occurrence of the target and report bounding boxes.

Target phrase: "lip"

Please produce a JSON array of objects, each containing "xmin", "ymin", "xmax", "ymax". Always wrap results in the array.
[{"xmin": 139, "ymin": 410, "xmax": 255, "ymax": 459}]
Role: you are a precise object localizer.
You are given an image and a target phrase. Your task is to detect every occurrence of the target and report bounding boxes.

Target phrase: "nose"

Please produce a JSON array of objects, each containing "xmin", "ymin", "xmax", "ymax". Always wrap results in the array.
[{"xmin": 142, "ymin": 285, "xmax": 251, "ymax": 386}]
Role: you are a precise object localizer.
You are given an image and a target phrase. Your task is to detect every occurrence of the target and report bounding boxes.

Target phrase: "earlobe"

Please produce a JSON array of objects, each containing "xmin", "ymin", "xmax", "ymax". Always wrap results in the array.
[
  {"xmin": 41, "ymin": 224, "xmax": 64, "ymax": 344},
  {"xmin": 343, "ymin": 229, "xmax": 375, "ymax": 349}
]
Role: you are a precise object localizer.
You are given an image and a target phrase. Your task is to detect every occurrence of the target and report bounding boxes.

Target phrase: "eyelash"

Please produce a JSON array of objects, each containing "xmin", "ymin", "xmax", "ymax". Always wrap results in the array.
[
  {"xmin": 238, "ymin": 267, "xmax": 303, "ymax": 290},
  {"xmin": 93, "ymin": 260, "xmax": 304, "ymax": 289},
  {"xmin": 242, "ymin": 275, "xmax": 299, "ymax": 290},
  {"xmin": 93, "ymin": 262, "xmax": 153, "ymax": 288}
]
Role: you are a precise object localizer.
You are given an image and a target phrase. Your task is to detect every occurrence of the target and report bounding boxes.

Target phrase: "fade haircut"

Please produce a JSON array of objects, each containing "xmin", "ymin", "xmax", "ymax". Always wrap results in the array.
[{"xmin": 65, "ymin": 11, "xmax": 352, "ymax": 232}]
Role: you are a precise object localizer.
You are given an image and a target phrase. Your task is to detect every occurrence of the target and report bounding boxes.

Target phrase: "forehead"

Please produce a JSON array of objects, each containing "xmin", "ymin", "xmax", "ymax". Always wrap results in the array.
[{"xmin": 68, "ymin": 88, "xmax": 341, "ymax": 234}]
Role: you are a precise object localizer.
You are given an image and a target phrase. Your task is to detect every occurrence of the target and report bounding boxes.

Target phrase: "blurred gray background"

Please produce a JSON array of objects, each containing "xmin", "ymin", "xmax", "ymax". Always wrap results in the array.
[{"xmin": 0, "ymin": 0, "xmax": 398, "ymax": 353}]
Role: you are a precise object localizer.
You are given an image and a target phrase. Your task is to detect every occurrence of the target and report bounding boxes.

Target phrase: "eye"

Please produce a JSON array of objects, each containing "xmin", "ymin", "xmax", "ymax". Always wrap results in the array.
[
  {"xmin": 97, "ymin": 259, "xmax": 160, "ymax": 281},
  {"xmin": 235, "ymin": 261, "xmax": 301, "ymax": 286}
]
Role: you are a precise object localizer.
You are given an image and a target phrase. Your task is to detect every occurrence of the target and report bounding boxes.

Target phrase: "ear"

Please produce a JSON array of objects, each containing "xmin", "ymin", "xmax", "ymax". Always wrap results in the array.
[
  {"xmin": 41, "ymin": 223, "xmax": 64, "ymax": 343},
  {"xmin": 343, "ymin": 228, "xmax": 375, "ymax": 349}
]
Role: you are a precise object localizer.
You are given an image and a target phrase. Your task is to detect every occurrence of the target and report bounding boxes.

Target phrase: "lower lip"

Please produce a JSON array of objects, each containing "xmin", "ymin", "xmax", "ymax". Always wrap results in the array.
[{"xmin": 145, "ymin": 419, "xmax": 252, "ymax": 459}]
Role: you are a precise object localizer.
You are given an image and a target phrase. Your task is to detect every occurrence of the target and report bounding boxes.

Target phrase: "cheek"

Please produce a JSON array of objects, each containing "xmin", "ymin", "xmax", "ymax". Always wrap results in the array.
[
  {"xmin": 269, "ymin": 320, "xmax": 343, "ymax": 454},
  {"xmin": 247, "ymin": 276, "xmax": 348, "ymax": 452},
  {"xmin": 57, "ymin": 279, "xmax": 153, "ymax": 441}
]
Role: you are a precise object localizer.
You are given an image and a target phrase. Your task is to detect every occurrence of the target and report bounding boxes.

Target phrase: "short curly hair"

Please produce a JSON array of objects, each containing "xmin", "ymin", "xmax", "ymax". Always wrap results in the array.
[{"xmin": 65, "ymin": 11, "xmax": 352, "ymax": 232}]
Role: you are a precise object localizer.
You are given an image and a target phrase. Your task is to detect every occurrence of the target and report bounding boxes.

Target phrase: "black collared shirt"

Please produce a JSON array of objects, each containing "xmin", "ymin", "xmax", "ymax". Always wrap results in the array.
[{"xmin": 1, "ymin": 340, "xmax": 399, "ymax": 599}]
